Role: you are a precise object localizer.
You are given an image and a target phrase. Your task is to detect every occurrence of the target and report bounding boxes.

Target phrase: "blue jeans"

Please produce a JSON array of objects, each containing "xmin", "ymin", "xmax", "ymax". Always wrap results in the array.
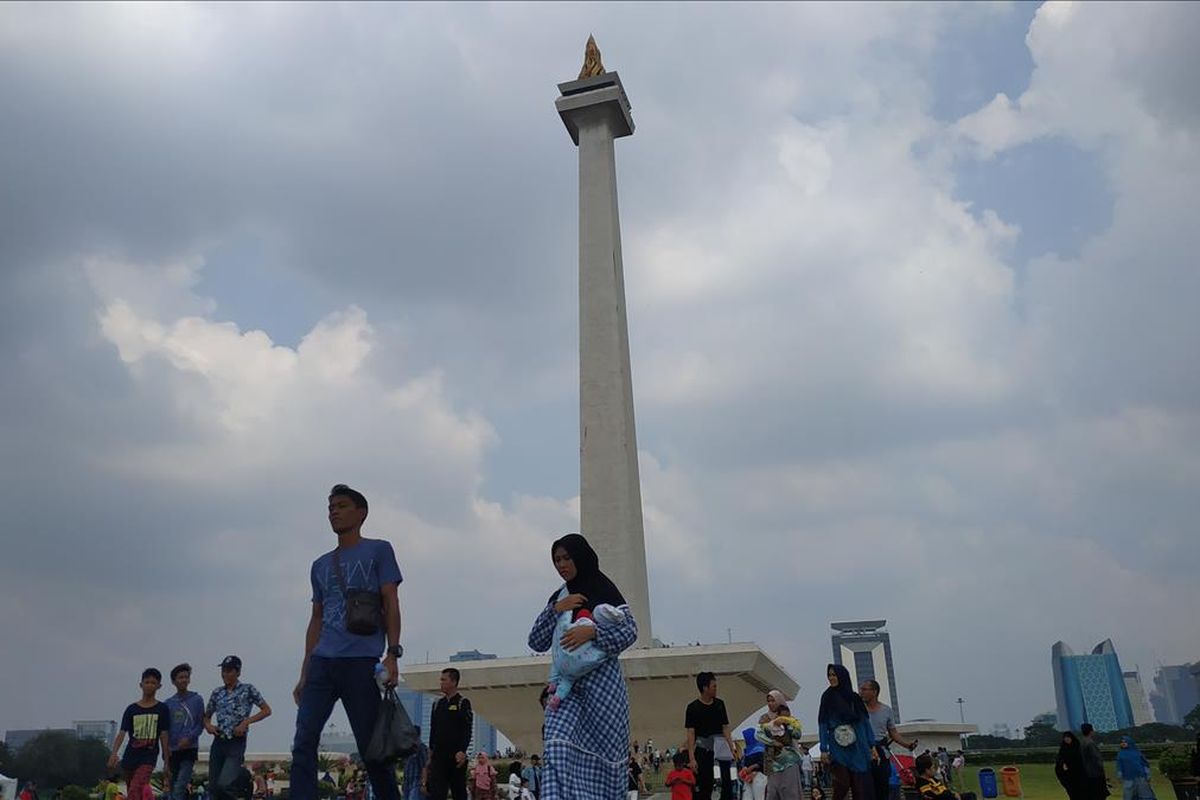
[
  {"xmin": 209, "ymin": 737, "xmax": 247, "ymax": 800},
  {"xmin": 171, "ymin": 749, "xmax": 198, "ymax": 800},
  {"xmin": 291, "ymin": 656, "xmax": 400, "ymax": 800}
]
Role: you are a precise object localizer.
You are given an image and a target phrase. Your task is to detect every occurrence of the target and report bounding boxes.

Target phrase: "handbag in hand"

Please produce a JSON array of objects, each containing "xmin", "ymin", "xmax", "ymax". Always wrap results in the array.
[
  {"xmin": 365, "ymin": 686, "xmax": 419, "ymax": 764},
  {"xmin": 332, "ymin": 549, "xmax": 383, "ymax": 636}
]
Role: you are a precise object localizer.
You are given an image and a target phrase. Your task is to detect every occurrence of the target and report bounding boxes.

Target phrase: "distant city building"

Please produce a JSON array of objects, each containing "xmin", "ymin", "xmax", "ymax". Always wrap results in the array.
[
  {"xmin": 832, "ymin": 620, "xmax": 901, "ymax": 721},
  {"xmin": 990, "ymin": 723, "xmax": 1014, "ymax": 739},
  {"xmin": 1052, "ymin": 640, "xmax": 1135, "ymax": 732},
  {"xmin": 1031, "ymin": 711, "xmax": 1058, "ymax": 728},
  {"xmin": 4, "ymin": 729, "xmax": 75, "ymax": 752},
  {"xmin": 1122, "ymin": 671, "xmax": 1153, "ymax": 727},
  {"xmin": 1149, "ymin": 663, "xmax": 1200, "ymax": 726},
  {"xmin": 74, "ymin": 720, "xmax": 118, "ymax": 744},
  {"xmin": 449, "ymin": 650, "xmax": 498, "ymax": 663}
]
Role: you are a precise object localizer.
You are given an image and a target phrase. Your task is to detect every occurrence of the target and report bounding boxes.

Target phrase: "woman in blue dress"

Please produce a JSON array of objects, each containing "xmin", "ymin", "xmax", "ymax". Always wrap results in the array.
[
  {"xmin": 818, "ymin": 664, "xmax": 878, "ymax": 800},
  {"xmin": 528, "ymin": 534, "xmax": 638, "ymax": 800}
]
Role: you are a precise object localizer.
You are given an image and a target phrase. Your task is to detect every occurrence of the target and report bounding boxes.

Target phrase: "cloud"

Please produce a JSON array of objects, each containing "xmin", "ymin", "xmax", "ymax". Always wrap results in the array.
[{"xmin": 1, "ymin": 1, "xmax": 1198, "ymax": 748}]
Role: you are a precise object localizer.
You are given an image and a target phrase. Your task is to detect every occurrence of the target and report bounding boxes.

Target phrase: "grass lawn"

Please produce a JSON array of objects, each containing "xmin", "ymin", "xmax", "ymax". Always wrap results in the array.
[{"xmin": 957, "ymin": 763, "xmax": 1173, "ymax": 800}]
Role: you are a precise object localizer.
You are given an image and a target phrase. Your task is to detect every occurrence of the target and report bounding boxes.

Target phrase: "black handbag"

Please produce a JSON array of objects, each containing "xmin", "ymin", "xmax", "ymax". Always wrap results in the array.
[
  {"xmin": 332, "ymin": 549, "xmax": 383, "ymax": 636},
  {"xmin": 364, "ymin": 687, "xmax": 419, "ymax": 764}
]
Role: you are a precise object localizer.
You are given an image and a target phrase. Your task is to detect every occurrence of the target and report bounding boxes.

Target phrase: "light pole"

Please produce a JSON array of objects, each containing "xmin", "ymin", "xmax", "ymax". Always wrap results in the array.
[{"xmin": 957, "ymin": 698, "xmax": 967, "ymax": 750}]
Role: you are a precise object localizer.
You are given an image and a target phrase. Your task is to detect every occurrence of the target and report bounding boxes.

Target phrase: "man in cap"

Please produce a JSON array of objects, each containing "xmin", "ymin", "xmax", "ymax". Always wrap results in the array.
[{"xmin": 204, "ymin": 656, "xmax": 271, "ymax": 800}]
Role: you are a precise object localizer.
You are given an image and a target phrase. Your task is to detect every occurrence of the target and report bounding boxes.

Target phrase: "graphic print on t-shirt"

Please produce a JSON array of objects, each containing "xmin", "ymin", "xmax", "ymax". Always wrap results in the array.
[
  {"xmin": 131, "ymin": 710, "xmax": 161, "ymax": 743},
  {"xmin": 121, "ymin": 701, "xmax": 170, "ymax": 768},
  {"xmin": 309, "ymin": 538, "xmax": 403, "ymax": 659},
  {"xmin": 314, "ymin": 556, "xmax": 378, "ymax": 627}
]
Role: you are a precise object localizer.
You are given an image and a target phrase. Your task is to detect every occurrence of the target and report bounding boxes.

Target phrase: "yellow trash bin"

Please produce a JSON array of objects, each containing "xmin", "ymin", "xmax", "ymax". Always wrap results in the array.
[{"xmin": 1000, "ymin": 766, "xmax": 1022, "ymax": 797}]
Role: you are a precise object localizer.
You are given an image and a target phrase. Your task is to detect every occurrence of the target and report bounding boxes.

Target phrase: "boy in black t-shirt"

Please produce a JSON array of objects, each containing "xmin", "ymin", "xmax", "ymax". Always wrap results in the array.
[
  {"xmin": 109, "ymin": 668, "xmax": 172, "ymax": 800},
  {"xmin": 684, "ymin": 672, "xmax": 735, "ymax": 800}
]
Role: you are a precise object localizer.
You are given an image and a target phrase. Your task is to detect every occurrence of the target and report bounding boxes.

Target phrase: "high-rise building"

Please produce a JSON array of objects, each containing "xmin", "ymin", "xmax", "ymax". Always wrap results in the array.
[
  {"xmin": 1051, "ymin": 640, "xmax": 1135, "ymax": 732},
  {"xmin": 831, "ymin": 620, "xmax": 901, "ymax": 721},
  {"xmin": 1149, "ymin": 663, "xmax": 1200, "ymax": 725},
  {"xmin": 73, "ymin": 720, "xmax": 117, "ymax": 744},
  {"xmin": 1122, "ymin": 671, "xmax": 1153, "ymax": 727}
]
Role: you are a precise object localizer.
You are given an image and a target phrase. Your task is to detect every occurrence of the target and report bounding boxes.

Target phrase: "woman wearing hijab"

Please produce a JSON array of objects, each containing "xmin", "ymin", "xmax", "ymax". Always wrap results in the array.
[
  {"xmin": 755, "ymin": 695, "xmax": 805, "ymax": 800},
  {"xmin": 469, "ymin": 752, "xmax": 497, "ymax": 800},
  {"xmin": 1056, "ymin": 732, "xmax": 1087, "ymax": 800},
  {"xmin": 1116, "ymin": 737, "xmax": 1156, "ymax": 800},
  {"xmin": 818, "ymin": 664, "xmax": 878, "ymax": 800},
  {"xmin": 527, "ymin": 534, "xmax": 638, "ymax": 800}
]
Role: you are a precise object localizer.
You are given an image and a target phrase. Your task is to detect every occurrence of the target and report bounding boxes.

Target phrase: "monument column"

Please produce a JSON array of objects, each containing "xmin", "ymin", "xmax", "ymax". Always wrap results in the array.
[{"xmin": 556, "ymin": 45, "xmax": 652, "ymax": 647}]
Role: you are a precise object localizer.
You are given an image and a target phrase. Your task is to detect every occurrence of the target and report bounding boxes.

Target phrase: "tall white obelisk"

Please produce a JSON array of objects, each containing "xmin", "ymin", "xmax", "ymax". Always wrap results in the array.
[
  {"xmin": 555, "ymin": 41, "xmax": 652, "ymax": 647},
  {"xmin": 399, "ymin": 43, "xmax": 799, "ymax": 753}
]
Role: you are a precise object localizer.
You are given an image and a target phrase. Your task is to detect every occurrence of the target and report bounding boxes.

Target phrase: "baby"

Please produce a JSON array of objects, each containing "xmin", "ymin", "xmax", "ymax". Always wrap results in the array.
[{"xmin": 546, "ymin": 603, "xmax": 626, "ymax": 710}]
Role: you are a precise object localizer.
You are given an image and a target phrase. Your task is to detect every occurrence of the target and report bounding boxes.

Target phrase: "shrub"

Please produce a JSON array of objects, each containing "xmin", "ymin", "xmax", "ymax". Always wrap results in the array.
[{"xmin": 1158, "ymin": 744, "xmax": 1195, "ymax": 782}]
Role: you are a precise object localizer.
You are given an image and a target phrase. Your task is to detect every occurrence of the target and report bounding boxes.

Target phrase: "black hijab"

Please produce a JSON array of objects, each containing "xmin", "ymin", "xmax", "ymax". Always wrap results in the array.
[
  {"xmin": 547, "ymin": 533, "xmax": 627, "ymax": 611},
  {"xmin": 818, "ymin": 663, "xmax": 868, "ymax": 724},
  {"xmin": 1056, "ymin": 732, "xmax": 1083, "ymax": 787}
]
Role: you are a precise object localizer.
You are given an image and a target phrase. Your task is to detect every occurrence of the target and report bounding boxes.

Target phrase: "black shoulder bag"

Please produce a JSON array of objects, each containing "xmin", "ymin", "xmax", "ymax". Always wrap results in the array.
[{"xmin": 331, "ymin": 548, "xmax": 383, "ymax": 636}]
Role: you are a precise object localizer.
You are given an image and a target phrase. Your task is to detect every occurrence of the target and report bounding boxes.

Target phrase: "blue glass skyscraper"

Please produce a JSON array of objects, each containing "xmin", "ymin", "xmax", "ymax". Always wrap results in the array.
[{"xmin": 1052, "ymin": 639, "xmax": 1135, "ymax": 732}]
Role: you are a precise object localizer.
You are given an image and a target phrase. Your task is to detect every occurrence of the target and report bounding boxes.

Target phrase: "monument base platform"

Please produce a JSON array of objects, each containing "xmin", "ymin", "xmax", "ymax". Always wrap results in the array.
[{"xmin": 401, "ymin": 643, "xmax": 799, "ymax": 754}]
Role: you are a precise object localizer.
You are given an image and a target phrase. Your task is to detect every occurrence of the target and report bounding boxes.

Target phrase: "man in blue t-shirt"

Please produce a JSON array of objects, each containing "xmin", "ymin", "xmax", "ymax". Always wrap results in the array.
[
  {"xmin": 291, "ymin": 484, "xmax": 404, "ymax": 800},
  {"xmin": 166, "ymin": 663, "xmax": 207, "ymax": 800}
]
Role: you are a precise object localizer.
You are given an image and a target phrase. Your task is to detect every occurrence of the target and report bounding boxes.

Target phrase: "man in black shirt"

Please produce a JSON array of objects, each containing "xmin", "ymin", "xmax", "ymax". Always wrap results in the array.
[
  {"xmin": 628, "ymin": 752, "xmax": 646, "ymax": 798},
  {"xmin": 423, "ymin": 668, "xmax": 473, "ymax": 800},
  {"xmin": 685, "ymin": 672, "xmax": 736, "ymax": 800}
]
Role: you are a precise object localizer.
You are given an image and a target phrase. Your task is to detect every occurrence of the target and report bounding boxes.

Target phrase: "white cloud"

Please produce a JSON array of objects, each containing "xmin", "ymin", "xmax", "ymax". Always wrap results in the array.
[{"xmin": 1, "ymin": 0, "xmax": 1198, "ymax": 746}]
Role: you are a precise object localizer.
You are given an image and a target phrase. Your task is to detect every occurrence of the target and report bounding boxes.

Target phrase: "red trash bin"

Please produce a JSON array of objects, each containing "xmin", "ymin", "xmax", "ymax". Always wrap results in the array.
[{"xmin": 1000, "ymin": 766, "xmax": 1022, "ymax": 797}]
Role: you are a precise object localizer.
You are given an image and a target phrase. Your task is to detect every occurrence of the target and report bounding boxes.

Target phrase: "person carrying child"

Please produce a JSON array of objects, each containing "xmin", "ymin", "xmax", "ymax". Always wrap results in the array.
[
  {"xmin": 545, "ymin": 603, "xmax": 627, "ymax": 710},
  {"xmin": 755, "ymin": 696, "xmax": 805, "ymax": 800}
]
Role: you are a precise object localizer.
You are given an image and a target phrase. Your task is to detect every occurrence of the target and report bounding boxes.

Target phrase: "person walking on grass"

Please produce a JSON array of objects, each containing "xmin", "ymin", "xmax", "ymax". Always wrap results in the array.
[
  {"xmin": 1115, "ymin": 737, "xmax": 1156, "ymax": 800},
  {"xmin": 1056, "ymin": 731, "xmax": 1087, "ymax": 800},
  {"xmin": 1080, "ymin": 724, "xmax": 1109, "ymax": 800}
]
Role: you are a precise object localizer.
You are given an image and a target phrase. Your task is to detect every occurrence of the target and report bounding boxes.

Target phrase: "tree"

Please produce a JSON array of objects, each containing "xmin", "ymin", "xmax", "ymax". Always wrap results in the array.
[
  {"xmin": 1184, "ymin": 704, "xmax": 1200, "ymax": 733},
  {"xmin": 1023, "ymin": 720, "xmax": 1061, "ymax": 746},
  {"xmin": 0, "ymin": 741, "xmax": 12, "ymax": 776},
  {"xmin": 10, "ymin": 732, "xmax": 109, "ymax": 790}
]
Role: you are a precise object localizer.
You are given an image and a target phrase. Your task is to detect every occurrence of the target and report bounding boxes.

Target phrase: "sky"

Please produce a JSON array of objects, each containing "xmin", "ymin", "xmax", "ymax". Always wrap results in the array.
[{"xmin": 2, "ymin": 1, "xmax": 1199, "ymax": 751}]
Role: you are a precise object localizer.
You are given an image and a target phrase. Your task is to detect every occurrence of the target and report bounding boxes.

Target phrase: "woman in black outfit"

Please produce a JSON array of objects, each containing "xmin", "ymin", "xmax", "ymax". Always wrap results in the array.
[{"xmin": 1055, "ymin": 731, "xmax": 1087, "ymax": 800}]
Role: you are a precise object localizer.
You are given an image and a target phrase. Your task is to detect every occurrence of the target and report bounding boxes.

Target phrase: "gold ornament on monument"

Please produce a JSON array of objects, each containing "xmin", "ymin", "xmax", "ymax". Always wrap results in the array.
[{"xmin": 578, "ymin": 34, "xmax": 606, "ymax": 79}]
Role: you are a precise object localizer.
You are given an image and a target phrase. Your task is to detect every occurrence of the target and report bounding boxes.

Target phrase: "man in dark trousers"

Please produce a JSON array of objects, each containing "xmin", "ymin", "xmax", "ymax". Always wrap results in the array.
[
  {"xmin": 685, "ymin": 671, "xmax": 737, "ymax": 800},
  {"xmin": 423, "ymin": 667, "xmax": 473, "ymax": 800},
  {"xmin": 1079, "ymin": 724, "xmax": 1109, "ymax": 800}
]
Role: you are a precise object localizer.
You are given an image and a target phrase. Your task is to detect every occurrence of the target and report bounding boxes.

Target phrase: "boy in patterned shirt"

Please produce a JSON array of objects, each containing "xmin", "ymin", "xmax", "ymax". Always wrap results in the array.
[{"xmin": 204, "ymin": 656, "xmax": 272, "ymax": 800}]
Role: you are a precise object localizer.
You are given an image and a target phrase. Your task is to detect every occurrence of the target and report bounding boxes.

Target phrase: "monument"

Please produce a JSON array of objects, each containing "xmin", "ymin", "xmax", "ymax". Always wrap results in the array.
[{"xmin": 401, "ymin": 38, "xmax": 799, "ymax": 753}]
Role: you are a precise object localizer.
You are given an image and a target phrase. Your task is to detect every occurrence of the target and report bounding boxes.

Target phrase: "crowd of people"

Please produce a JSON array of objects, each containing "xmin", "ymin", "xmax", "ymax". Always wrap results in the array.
[
  {"xmin": 1054, "ymin": 726, "xmax": 1177, "ymax": 800},
  {"xmin": 64, "ymin": 483, "xmax": 1195, "ymax": 800}
]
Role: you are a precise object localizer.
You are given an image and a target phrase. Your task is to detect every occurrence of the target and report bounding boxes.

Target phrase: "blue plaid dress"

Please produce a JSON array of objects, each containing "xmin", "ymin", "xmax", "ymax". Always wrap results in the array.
[{"xmin": 528, "ymin": 592, "xmax": 638, "ymax": 800}]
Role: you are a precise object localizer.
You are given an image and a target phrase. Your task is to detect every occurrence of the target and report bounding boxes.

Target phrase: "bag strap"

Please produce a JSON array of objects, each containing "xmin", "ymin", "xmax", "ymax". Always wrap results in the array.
[{"xmin": 331, "ymin": 548, "xmax": 349, "ymax": 599}]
